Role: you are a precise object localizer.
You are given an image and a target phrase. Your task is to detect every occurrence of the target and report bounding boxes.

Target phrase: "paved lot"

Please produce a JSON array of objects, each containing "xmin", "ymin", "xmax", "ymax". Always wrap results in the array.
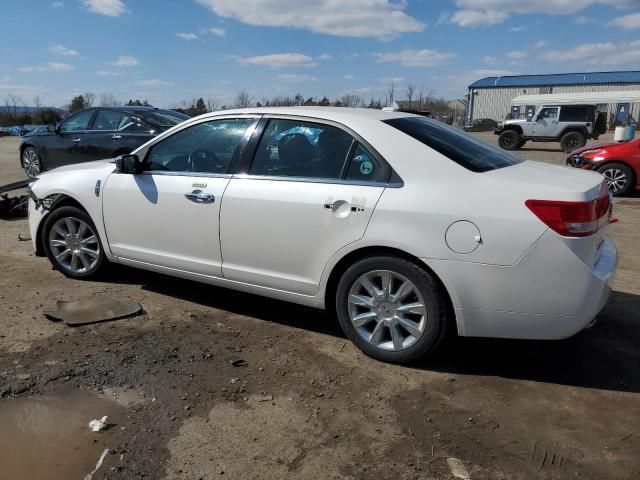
[{"xmin": 0, "ymin": 134, "xmax": 638, "ymax": 480}]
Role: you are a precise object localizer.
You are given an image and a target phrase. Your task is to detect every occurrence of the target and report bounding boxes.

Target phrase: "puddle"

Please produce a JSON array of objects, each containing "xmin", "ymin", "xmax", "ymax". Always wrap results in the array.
[{"xmin": 0, "ymin": 389, "xmax": 126, "ymax": 480}]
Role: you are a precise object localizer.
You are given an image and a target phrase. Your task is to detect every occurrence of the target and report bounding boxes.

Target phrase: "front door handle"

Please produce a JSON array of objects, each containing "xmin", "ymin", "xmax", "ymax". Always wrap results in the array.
[
  {"xmin": 111, "ymin": 134, "xmax": 123, "ymax": 140},
  {"xmin": 72, "ymin": 138, "xmax": 81, "ymax": 143},
  {"xmin": 185, "ymin": 189, "xmax": 215, "ymax": 204}
]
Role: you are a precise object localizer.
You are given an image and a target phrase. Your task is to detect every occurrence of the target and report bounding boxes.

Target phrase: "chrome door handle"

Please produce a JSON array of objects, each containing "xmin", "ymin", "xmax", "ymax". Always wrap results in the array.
[
  {"xmin": 552, "ymin": 121, "xmax": 558, "ymax": 124},
  {"xmin": 185, "ymin": 189, "xmax": 215, "ymax": 204},
  {"xmin": 111, "ymin": 134, "xmax": 123, "ymax": 140},
  {"xmin": 72, "ymin": 138, "xmax": 81, "ymax": 143}
]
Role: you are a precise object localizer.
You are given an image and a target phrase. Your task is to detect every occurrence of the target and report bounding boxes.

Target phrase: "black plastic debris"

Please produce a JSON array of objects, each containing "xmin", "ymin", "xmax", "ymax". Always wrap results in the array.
[
  {"xmin": 44, "ymin": 297, "xmax": 143, "ymax": 326},
  {"xmin": 0, "ymin": 179, "xmax": 31, "ymax": 218}
]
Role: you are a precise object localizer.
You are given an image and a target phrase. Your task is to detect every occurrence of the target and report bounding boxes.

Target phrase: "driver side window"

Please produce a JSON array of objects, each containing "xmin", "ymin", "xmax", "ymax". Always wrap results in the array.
[
  {"xmin": 60, "ymin": 110, "xmax": 94, "ymax": 133},
  {"xmin": 146, "ymin": 118, "xmax": 254, "ymax": 174},
  {"xmin": 537, "ymin": 107, "xmax": 559, "ymax": 120}
]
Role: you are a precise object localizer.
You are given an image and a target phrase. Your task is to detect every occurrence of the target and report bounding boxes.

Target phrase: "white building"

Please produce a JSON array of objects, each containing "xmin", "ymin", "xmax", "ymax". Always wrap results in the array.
[{"xmin": 467, "ymin": 71, "xmax": 640, "ymax": 126}]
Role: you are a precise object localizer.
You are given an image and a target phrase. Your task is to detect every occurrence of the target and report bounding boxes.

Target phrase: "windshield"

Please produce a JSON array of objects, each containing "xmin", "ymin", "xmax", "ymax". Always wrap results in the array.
[
  {"xmin": 141, "ymin": 110, "xmax": 190, "ymax": 129},
  {"xmin": 384, "ymin": 116, "xmax": 523, "ymax": 172}
]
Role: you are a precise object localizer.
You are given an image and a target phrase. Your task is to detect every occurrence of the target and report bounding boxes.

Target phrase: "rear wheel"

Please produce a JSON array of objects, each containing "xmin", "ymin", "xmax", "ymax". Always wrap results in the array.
[
  {"xmin": 597, "ymin": 163, "xmax": 634, "ymax": 196},
  {"xmin": 41, "ymin": 206, "xmax": 106, "ymax": 279},
  {"xmin": 560, "ymin": 131, "xmax": 586, "ymax": 153},
  {"xmin": 22, "ymin": 146, "xmax": 43, "ymax": 178},
  {"xmin": 498, "ymin": 130, "xmax": 520, "ymax": 150},
  {"xmin": 335, "ymin": 256, "xmax": 448, "ymax": 363}
]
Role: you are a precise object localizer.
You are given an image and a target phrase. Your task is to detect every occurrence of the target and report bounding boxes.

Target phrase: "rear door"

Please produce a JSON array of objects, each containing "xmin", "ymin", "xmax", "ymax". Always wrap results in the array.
[
  {"xmin": 219, "ymin": 117, "xmax": 390, "ymax": 295},
  {"xmin": 85, "ymin": 109, "xmax": 155, "ymax": 159}
]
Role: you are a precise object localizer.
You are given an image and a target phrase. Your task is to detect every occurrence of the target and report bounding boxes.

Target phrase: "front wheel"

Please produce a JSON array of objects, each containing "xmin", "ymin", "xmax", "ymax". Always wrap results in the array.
[
  {"xmin": 41, "ymin": 206, "xmax": 106, "ymax": 278},
  {"xmin": 598, "ymin": 163, "xmax": 634, "ymax": 196},
  {"xmin": 335, "ymin": 256, "xmax": 448, "ymax": 363},
  {"xmin": 498, "ymin": 130, "xmax": 520, "ymax": 150},
  {"xmin": 22, "ymin": 146, "xmax": 43, "ymax": 178}
]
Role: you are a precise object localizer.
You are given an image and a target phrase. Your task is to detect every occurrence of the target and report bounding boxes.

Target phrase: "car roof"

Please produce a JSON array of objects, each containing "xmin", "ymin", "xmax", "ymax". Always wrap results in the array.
[{"xmin": 201, "ymin": 107, "xmax": 413, "ymax": 124}]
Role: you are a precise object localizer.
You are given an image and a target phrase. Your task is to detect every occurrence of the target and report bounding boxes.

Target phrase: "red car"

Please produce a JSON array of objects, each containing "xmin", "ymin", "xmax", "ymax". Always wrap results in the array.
[{"xmin": 567, "ymin": 139, "xmax": 640, "ymax": 196}]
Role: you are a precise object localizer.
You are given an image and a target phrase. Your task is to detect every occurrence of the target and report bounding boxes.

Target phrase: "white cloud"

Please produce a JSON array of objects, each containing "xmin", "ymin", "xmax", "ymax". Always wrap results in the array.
[
  {"xmin": 533, "ymin": 40, "xmax": 547, "ymax": 49},
  {"xmin": 176, "ymin": 32, "xmax": 198, "ymax": 40},
  {"xmin": 451, "ymin": 1, "xmax": 639, "ymax": 27},
  {"xmin": 18, "ymin": 62, "xmax": 74, "ymax": 72},
  {"xmin": 112, "ymin": 55, "xmax": 138, "ymax": 66},
  {"xmin": 276, "ymin": 74, "xmax": 318, "ymax": 82},
  {"xmin": 209, "ymin": 27, "xmax": 226, "ymax": 37},
  {"xmin": 238, "ymin": 53, "xmax": 317, "ymax": 68},
  {"xmin": 482, "ymin": 55, "xmax": 499, "ymax": 64},
  {"xmin": 49, "ymin": 44, "xmax": 78, "ymax": 56},
  {"xmin": 96, "ymin": 70, "xmax": 122, "ymax": 76},
  {"xmin": 506, "ymin": 50, "xmax": 528, "ymax": 59},
  {"xmin": 344, "ymin": 74, "xmax": 355, "ymax": 80},
  {"xmin": 509, "ymin": 25, "xmax": 526, "ymax": 31},
  {"xmin": 375, "ymin": 49, "xmax": 456, "ymax": 67},
  {"xmin": 195, "ymin": 0, "xmax": 425, "ymax": 40},
  {"xmin": 541, "ymin": 39, "xmax": 640, "ymax": 65},
  {"xmin": 380, "ymin": 76, "xmax": 406, "ymax": 84},
  {"xmin": 136, "ymin": 79, "xmax": 174, "ymax": 87},
  {"xmin": 575, "ymin": 15, "xmax": 596, "ymax": 24},
  {"xmin": 82, "ymin": 0, "xmax": 125, "ymax": 16},
  {"xmin": 318, "ymin": 53, "xmax": 333, "ymax": 60},
  {"xmin": 611, "ymin": 12, "xmax": 640, "ymax": 29},
  {"xmin": 52, "ymin": 1, "xmax": 64, "ymax": 7}
]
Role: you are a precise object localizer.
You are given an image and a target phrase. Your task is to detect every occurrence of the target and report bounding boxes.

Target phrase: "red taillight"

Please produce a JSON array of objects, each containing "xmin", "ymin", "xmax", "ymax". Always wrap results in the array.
[{"xmin": 526, "ymin": 194, "xmax": 610, "ymax": 237}]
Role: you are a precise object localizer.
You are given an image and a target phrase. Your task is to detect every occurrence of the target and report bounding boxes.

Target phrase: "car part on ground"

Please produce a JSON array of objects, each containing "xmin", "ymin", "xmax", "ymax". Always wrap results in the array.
[
  {"xmin": 44, "ymin": 296, "xmax": 143, "ymax": 325},
  {"xmin": 0, "ymin": 179, "xmax": 31, "ymax": 217}
]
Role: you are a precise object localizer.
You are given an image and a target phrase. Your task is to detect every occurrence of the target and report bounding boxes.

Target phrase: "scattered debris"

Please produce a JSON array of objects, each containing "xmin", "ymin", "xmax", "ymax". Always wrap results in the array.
[
  {"xmin": 231, "ymin": 359, "xmax": 248, "ymax": 367},
  {"xmin": 44, "ymin": 296, "xmax": 143, "ymax": 325},
  {"xmin": 84, "ymin": 448, "xmax": 110, "ymax": 480},
  {"xmin": 447, "ymin": 458, "xmax": 471, "ymax": 479},
  {"xmin": 620, "ymin": 433, "xmax": 633, "ymax": 442},
  {"xmin": 17, "ymin": 233, "xmax": 31, "ymax": 241},
  {"xmin": 89, "ymin": 416, "xmax": 109, "ymax": 432},
  {"xmin": 257, "ymin": 395, "xmax": 273, "ymax": 402},
  {"xmin": 0, "ymin": 179, "xmax": 30, "ymax": 218}
]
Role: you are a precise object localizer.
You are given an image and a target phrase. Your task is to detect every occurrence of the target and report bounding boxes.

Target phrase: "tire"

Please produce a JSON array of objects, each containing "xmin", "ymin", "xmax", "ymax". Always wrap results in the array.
[
  {"xmin": 22, "ymin": 146, "xmax": 43, "ymax": 178},
  {"xmin": 498, "ymin": 130, "xmax": 520, "ymax": 150},
  {"xmin": 335, "ymin": 256, "xmax": 449, "ymax": 363},
  {"xmin": 41, "ymin": 206, "xmax": 106, "ymax": 279},
  {"xmin": 597, "ymin": 162, "xmax": 634, "ymax": 196},
  {"xmin": 560, "ymin": 131, "xmax": 586, "ymax": 153},
  {"xmin": 517, "ymin": 139, "xmax": 527, "ymax": 148}
]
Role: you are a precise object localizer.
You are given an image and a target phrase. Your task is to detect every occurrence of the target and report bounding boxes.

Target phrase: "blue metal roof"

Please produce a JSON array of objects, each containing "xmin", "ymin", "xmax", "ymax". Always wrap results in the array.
[{"xmin": 469, "ymin": 71, "xmax": 640, "ymax": 89}]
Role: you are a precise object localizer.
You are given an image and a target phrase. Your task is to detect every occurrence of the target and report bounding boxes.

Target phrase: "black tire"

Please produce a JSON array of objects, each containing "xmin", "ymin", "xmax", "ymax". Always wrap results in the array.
[
  {"xmin": 560, "ymin": 131, "xmax": 586, "ymax": 153},
  {"xmin": 517, "ymin": 139, "xmax": 527, "ymax": 148},
  {"xmin": 498, "ymin": 130, "xmax": 520, "ymax": 150},
  {"xmin": 41, "ymin": 206, "xmax": 106, "ymax": 279},
  {"xmin": 21, "ymin": 146, "xmax": 44, "ymax": 178},
  {"xmin": 335, "ymin": 256, "xmax": 449, "ymax": 363},
  {"xmin": 597, "ymin": 162, "xmax": 635, "ymax": 196}
]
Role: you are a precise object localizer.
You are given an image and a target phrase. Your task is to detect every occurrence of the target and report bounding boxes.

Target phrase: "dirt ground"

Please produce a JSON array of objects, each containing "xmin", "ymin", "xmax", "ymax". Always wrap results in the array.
[{"xmin": 0, "ymin": 133, "xmax": 638, "ymax": 480}]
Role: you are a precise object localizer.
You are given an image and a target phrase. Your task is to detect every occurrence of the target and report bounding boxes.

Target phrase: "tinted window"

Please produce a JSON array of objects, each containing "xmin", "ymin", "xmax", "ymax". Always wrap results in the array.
[
  {"xmin": 60, "ymin": 110, "xmax": 94, "ymax": 133},
  {"xmin": 250, "ymin": 119, "xmax": 354, "ymax": 179},
  {"xmin": 384, "ymin": 116, "xmax": 522, "ymax": 173},
  {"xmin": 146, "ymin": 118, "xmax": 253, "ymax": 174},
  {"xmin": 93, "ymin": 111, "xmax": 130, "ymax": 131},
  {"xmin": 559, "ymin": 105, "xmax": 595, "ymax": 122},
  {"xmin": 141, "ymin": 110, "xmax": 189, "ymax": 129},
  {"xmin": 346, "ymin": 143, "xmax": 382, "ymax": 182}
]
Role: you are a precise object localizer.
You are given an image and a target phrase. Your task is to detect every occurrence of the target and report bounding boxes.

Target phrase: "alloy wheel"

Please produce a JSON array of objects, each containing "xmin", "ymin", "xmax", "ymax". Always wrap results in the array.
[
  {"xmin": 348, "ymin": 270, "xmax": 427, "ymax": 352},
  {"xmin": 48, "ymin": 217, "xmax": 101, "ymax": 274},
  {"xmin": 22, "ymin": 148, "xmax": 42, "ymax": 177},
  {"xmin": 602, "ymin": 168, "xmax": 627, "ymax": 193}
]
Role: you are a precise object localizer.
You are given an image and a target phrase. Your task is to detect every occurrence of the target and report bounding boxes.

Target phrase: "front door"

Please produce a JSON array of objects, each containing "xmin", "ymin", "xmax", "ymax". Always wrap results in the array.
[
  {"xmin": 533, "ymin": 106, "xmax": 559, "ymax": 136},
  {"xmin": 47, "ymin": 109, "xmax": 96, "ymax": 168},
  {"xmin": 220, "ymin": 118, "xmax": 388, "ymax": 295},
  {"xmin": 102, "ymin": 117, "xmax": 257, "ymax": 277}
]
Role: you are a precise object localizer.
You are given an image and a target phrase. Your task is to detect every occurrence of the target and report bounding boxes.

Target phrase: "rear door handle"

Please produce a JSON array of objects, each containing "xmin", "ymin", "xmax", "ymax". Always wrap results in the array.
[
  {"xmin": 72, "ymin": 138, "xmax": 81, "ymax": 143},
  {"xmin": 185, "ymin": 190, "xmax": 215, "ymax": 204},
  {"xmin": 111, "ymin": 134, "xmax": 123, "ymax": 140}
]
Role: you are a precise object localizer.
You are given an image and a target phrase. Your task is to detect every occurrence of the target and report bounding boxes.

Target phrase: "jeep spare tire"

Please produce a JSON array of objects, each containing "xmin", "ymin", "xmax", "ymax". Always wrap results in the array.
[
  {"xmin": 498, "ymin": 130, "xmax": 520, "ymax": 150},
  {"xmin": 560, "ymin": 131, "xmax": 586, "ymax": 153}
]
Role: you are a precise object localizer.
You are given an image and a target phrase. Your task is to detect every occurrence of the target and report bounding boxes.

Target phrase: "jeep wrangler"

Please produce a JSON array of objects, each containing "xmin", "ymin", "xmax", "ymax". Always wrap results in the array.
[{"xmin": 494, "ymin": 104, "xmax": 605, "ymax": 153}]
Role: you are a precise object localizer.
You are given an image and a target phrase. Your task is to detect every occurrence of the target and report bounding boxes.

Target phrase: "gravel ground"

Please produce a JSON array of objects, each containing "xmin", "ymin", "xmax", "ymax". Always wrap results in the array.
[{"xmin": 0, "ymin": 133, "xmax": 639, "ymax": 480}]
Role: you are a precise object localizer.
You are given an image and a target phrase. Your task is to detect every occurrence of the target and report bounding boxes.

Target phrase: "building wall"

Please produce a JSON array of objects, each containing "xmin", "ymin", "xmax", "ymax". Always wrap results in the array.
[{"xmin": 469, "ymin": 83, "xmax": 640, "ymax": 122}]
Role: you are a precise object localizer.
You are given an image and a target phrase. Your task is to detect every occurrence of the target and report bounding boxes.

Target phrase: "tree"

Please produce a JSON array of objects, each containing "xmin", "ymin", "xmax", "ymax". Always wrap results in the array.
[
  {"xmin": 206, "ymin": 97, "xmax": 219, "ymax": 112},
  {"xmin": 126, "ymin": 99, "xmax": 151, "ymax": 107},
  {"xmin": 194, "ymin": 97, "xmax": 207, "ymax": 116},
  {"xmin": 406, "ymin": 84, "xmax": 416, "ymax": 110},
  {"xmin": 100, "ymin": 92, "xmax": 121, "ymax": 107},
  {"xmin": 83, "ymin": 92, "xmax": 96, "ymax": 108},
  {"xmin": 303, "ymin": 97, "xmax": 315, "ymax": 106},
  {"xmin": 386, "ymin": 83, "xmax": 395, "ymax": 107},
  {"xmin": 6, "ymin": 94, "xmax": 21, "ymax": 119},
  {"xmin": 340, "ymin": 94, "xmax": 362, "ymax": 108},
  {"xmin": 68, "ymin": 95, "xmax": 86, "ymax": 113},
  {"xmin": 318, "ymin": 96, "xmax": 330, "ymax": 107},
  {"xmin": 294, "ymin": 93, "xmax": 304, "ymax": 106},
  {"xmin": 234, "ymin": 90, "xmax": 253, "ymax": 108},
  {"xmin": 33, "ymin": 96, "xmax": 42, "ymax": 112}
]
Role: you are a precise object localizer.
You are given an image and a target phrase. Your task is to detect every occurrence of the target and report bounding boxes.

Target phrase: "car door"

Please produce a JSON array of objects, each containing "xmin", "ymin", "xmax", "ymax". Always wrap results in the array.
[
  {"xmin": 102, "ymin": 116, "xmax": 258, "ymax": 277},
  {"xmin": 46, "ymin": 109, "xmax": 96, "ymax": 168},
  {"xmin": 533, "ymin": 107, "xmax": 560, "ymax": 136},
  {"xmin": 220, "ymin": 117, "xmax": 390, "ymax": 295},
  {"xmin": 85, "ymin": 109, "xmax": 155, "ymax": 159}
]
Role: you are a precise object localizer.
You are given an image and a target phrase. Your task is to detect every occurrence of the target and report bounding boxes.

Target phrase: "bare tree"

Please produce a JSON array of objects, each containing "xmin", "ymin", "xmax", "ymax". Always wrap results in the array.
[
  {"xmin": 340, "ymin": 94, "xmax": 362, "ymax": 108},
  {"xmin": 83, "ymin": 92, "xmax": 96, "ymax": 108},
  {"xmin": 417, "ymin": 85, "xmax": 426, "ymax": 111},
  {"xmin": 406, "ymin": 84, "xmax": 416, "ymax": 110},
  {"xmin": 234, "ymin": 90, "xmax": 253, "ymax": 108},
  {"xmin": 99, "ymin": 92, "xmax": 121, "ymax": 107},
  {"xmin": 386, "ymin": 83, "xmax": 395, "ymax": 107},
  {"xmin": 206, "ymin": 97, "xmax": 219, "ymax": 112},
  {"xmin": 5, "ymin": 94, "xmax": 21, "ymax": 119},
  {"xmin": 33, "ymin": 95, "xmax": 43, "ymax": 112}
]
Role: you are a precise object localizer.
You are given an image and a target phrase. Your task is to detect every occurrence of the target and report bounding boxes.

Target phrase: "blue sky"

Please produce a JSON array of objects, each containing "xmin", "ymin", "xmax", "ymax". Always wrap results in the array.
[{"xmin": 1, "ymin": 0, "xmax": 639, "ymax": 108}]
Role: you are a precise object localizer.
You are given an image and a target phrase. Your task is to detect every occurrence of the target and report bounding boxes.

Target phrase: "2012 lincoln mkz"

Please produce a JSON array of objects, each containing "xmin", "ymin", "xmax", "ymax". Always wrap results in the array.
[{"xmin": 26, "ymin": 107, "xmax": 618, "ymax": 363}]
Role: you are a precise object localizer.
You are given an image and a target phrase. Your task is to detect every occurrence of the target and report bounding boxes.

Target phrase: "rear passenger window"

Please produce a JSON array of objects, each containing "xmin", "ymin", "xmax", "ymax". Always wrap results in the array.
[
  {"xmin": 250, "ymin": 119, "xmax": 353, "ymax": 179},
  {"xmin": 346, "ymin": 144, "xmax": 383, "ymax": 182}
]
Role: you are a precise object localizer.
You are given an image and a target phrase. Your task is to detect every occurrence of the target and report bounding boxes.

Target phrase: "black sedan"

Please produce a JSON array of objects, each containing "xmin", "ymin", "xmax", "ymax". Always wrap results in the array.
[
  {"xmin": 463, "ymin": 118, "xmax": 498, "ymax": 132},
  {"xmin": 19, "ymin": 106, "xmax": 189, "ymax": 177}
]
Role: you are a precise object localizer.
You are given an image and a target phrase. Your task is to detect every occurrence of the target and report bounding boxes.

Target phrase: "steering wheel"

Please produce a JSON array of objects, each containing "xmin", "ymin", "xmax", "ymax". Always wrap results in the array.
[{"xmin": 188, "ymin": 149, "xmax": 225, "ymax": 173}]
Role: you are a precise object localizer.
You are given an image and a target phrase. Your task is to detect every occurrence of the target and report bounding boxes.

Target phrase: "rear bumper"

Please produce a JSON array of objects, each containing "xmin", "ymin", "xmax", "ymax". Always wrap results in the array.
[{"xmin": 425, "ymin": 232, "xmax": 617, "ymax": 340}]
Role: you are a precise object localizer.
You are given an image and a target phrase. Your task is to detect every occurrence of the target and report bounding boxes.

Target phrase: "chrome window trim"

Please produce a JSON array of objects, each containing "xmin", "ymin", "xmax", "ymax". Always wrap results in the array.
[
  {"xmin": 232, "ymin": 173, "xmax": 401, "ymax": 188},
  {"xmin": 141, "ymin": 171, "xmax": 232, "ymax": 179}
]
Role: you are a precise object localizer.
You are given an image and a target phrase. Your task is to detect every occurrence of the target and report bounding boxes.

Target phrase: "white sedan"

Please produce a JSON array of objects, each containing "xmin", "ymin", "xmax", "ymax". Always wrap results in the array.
[{"xmin": 27, "ymin": 107, "xmax": 617, "ymax": 363}]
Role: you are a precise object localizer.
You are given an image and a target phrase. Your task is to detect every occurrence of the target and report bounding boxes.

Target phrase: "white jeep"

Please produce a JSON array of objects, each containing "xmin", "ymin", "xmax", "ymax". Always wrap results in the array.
[{"xmin": 495, "ymin": 104, "xmax": 602, "ymax": 153}]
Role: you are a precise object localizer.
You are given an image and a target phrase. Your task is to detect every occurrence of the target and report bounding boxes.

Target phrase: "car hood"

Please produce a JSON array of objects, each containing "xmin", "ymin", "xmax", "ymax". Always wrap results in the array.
[
  {"xmin": 504, "ymin": 119, "xmax": 528, "ymax": 125},
  {"xmin": 40, "ymin": 159, "xmax": 116, "ymax": 176},
  {"xmin": 570, "ymin": 140, "xmax": 632, "ymax": 155}
]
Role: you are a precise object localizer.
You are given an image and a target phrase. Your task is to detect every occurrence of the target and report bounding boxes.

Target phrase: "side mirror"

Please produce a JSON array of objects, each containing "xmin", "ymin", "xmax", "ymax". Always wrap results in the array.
[{"xmin": 115, "ymin": 154, "xmax": 143, "ymax": 174}]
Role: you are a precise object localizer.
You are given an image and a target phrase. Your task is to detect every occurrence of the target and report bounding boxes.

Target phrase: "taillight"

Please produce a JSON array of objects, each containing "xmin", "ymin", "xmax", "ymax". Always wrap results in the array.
[{"xmin": 526, "ymin": 194, "xmax": 610, "ymax": 237}]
